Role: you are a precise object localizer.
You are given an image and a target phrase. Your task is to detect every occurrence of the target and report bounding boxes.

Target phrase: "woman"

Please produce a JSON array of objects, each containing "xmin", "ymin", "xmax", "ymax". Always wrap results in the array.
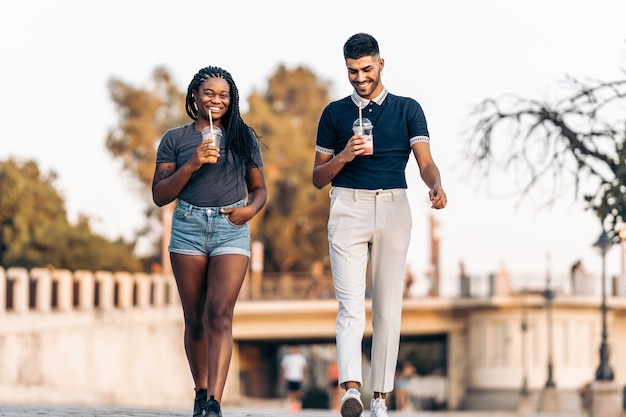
[{"xmin": 152, "ymin": 66, "xmax": 267, "ymax": 417}]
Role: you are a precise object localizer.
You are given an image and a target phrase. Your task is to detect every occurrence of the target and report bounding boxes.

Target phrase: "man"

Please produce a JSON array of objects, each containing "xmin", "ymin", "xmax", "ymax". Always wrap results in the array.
[
  {"xmin": 280, "ymin": 345, "xmax": 307, "ymax": 411},
  {"xmin": 312, "ymin": 33, "xmax": 447, "ymax": 417}
]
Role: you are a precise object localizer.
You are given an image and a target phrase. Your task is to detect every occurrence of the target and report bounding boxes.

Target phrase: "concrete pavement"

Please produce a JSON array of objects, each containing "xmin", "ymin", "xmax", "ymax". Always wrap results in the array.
[{"xmin": 0, "ymin": 405, "xmax": 587, "ymax": 417}]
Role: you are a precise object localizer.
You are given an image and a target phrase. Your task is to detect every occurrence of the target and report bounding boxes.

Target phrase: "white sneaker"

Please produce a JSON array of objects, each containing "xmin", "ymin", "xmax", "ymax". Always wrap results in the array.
[
  {"xmin": 340, "ymin": 388, "xmax": 364, "ymax": 417},
  {"xmin": 370, "ymin": 397, "xmax": 388, "ymax": 417}
]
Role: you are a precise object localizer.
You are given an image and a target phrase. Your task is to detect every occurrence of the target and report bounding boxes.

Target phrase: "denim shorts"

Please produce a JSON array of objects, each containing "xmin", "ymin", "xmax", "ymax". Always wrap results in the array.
[{"xmin": 168, "ymin": 199, "xmax": 251, "ymax": 257}]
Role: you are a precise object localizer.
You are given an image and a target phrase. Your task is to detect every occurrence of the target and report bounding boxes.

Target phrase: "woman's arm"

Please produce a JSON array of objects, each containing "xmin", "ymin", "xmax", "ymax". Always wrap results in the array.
[
  {"xmin": 220, "ymin": 166, "xmax": 268, "ymax": 225},
  {"xmin": 152, "ymin": 140, "xmax": 215, "ymax": 207},
  {"xmin": 151, "ymin": 161, "xmax": 195, "ymax": 207}
]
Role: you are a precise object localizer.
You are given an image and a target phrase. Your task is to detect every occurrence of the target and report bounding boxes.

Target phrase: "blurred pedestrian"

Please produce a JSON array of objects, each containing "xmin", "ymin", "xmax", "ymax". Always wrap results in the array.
[{"xmin": 280, "ymin": 345, "xmax": 308, "ymax": 412}]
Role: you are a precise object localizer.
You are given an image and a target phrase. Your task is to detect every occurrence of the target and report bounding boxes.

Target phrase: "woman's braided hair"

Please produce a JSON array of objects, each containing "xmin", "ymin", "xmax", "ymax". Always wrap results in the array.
[{"xmin": 186, "ymin": 66, "xmax": 260, "ymax": 171}]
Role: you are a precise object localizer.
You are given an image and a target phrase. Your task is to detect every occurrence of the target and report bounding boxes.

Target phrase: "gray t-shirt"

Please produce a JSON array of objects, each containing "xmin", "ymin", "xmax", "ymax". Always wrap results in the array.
[{"xmin": 156, "ymin": 123, "xmax": 264, "ymax": 207}]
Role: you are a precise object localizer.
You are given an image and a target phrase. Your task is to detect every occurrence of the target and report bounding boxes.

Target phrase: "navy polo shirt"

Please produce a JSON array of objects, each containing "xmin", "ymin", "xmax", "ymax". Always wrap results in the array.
[{"xmin": 316, "ymin": 89, "xmax": 430, "ymax": 190}]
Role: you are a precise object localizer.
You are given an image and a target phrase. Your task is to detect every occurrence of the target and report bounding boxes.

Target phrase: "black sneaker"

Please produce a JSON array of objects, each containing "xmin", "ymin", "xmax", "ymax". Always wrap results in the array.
[
  {"xmin": 206, "ymin": 395, "xmax": 222, "ymax": 417},
  {"xmin": 193, "ymin": 389, "xmax": 208, "ymax": 417}
]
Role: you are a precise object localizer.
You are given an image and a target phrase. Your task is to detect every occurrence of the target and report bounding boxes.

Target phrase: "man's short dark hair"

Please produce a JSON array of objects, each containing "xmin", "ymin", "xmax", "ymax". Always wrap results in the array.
[{"xmin": 343, "ymin": 33, "xmax": 380, "ymax": 60}]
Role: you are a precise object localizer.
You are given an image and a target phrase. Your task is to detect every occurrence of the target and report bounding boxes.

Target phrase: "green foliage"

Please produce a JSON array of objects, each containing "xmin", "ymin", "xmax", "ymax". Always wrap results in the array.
[
  {"xmin": 105, "ymin": 66, "xmax": 190, "ymax": 264},
  {"xmin": 106, "ymin": 67, "xmax": 188, "ymax": 191},
  {"xmin": 0, "ymin": 159, "xmax": 144, "ymax": 272}
]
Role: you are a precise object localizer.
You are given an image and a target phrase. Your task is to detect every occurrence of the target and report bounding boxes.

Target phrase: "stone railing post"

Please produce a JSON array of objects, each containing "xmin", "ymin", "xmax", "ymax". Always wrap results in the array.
[
  {"xmin": 94, "ymin": 271, "xmax": 115, "ymax": 310},
  {"xmin": 152, "ymin": 273, "xmax": 166, "ymax": 307},
  {"xmin": 157, "ymin": 274, "xmax": 179, "ymax": 307},
  {"xmin": 52, "ymin": 268, "xmax": 72, "ymax": 311},
  {"xmin": 29, "ymin": 267, "xmax": 52, "ymax": 312},
  {"xmin": 6, "ymin": 267, "xmax": 29, "ymax": 313},
  {"xmin": 135, "ymin": 273, "xmax": 151, "ymax": 308},
  {"xmin": 74, "ymin": 270, "xmax": 95, "ymax": 311},
  {"xmin": 114, "ymin": 272, "xmax": 134, "ymax": 309}
]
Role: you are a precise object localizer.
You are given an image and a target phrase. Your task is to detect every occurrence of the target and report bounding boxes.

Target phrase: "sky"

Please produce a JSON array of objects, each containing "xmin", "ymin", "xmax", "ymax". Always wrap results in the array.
[{"xmin": 1, "ymin": 0, "xmax": 626, "ymax": 292}]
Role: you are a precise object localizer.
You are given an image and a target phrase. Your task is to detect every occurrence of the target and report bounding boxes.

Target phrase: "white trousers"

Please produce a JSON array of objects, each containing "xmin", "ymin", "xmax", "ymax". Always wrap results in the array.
[{"xmin": 328, "ymin": 187, "xmax": 412, "ymax": 393}]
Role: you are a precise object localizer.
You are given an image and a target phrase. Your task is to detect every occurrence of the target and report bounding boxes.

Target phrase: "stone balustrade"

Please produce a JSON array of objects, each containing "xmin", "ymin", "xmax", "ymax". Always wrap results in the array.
[
  {"xmin": 0, "ymin": 265, "xmax": 190, "ymax": 409},
  {"xmin": 0, "ymin": 266, "xmax": 179, "ymax": 315},
  {"xmin": 0, "ymin": 264, "xmax": 619, "ymax": 315}
]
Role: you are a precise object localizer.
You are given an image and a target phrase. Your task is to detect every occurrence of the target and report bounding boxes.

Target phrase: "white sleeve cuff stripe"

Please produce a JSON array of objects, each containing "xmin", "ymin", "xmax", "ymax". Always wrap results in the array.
[
  {"xmin": 315, "ymin": 145, "xmax": 335, "ymax": 155},
  {"xmin": 410, "ymin": 136, "xmax": 430, "ymax": 146}
]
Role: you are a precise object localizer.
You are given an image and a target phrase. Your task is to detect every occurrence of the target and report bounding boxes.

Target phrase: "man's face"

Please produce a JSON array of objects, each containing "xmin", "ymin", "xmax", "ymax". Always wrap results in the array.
[{"xmin": 345, "ymin": 55, "xmax": 385, "ymax": 100}]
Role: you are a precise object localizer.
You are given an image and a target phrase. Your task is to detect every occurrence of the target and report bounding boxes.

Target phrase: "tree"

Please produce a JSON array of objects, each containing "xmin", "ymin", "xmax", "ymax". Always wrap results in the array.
[
  {"xmin": 464, "ymin": 71, "xmax": 626, "ymax": 240},
  {"xmin": 244, "ymin": 65, "xmax": 333, "ymax": 272},
  {"xmin": 106, "ymin": 65, "xmax": 334, "ymax": 273},
  {"xmin": 0, "ymin": 159, "xmax": 143, "ymax": 271},
  {"xmin": 106, "ymin": 67, "xmax": 188, "ymax": 189},
  {"xmin": 105, "ymin": 67, "xmax": 189, "ymax": 260}
]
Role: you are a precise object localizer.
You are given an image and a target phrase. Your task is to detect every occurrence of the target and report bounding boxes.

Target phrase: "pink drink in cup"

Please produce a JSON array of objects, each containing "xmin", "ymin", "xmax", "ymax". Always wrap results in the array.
[{"xmin": 352, "ymin": 118, "xmax": 373, "ymax": 155}]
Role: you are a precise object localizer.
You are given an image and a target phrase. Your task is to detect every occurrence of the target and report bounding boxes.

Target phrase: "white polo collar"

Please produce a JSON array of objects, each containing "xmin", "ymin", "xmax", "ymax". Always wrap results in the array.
[{"xmin": 351, "ymin": 88, "xmax": 388, "ymax": 107}]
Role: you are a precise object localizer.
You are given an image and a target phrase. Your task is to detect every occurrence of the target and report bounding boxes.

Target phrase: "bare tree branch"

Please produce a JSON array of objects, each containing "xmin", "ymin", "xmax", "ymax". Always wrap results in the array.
[{"xmin": 463, "ymin": 72, "xmax": 626, "ymax": 237}]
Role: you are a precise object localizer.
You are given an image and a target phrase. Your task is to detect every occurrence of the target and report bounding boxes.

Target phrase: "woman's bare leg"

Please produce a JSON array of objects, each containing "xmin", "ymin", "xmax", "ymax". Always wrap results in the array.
[
  {"xmin": 171, "ymin": 253, "xmax": 210, "ymax": 389},
  {"xmin": 205, "ymin": 253, "xmax": 249, "ymax": 401}
]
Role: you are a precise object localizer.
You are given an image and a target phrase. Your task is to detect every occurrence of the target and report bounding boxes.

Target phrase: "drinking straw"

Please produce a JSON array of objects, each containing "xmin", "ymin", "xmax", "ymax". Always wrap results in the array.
[
  {"xmin": 358, "ymin": 101, "xmax": 363, "ymax": 134},
  {"xmin": 208, "ymin": 108, "xmax": 214, "ymax": 139}
]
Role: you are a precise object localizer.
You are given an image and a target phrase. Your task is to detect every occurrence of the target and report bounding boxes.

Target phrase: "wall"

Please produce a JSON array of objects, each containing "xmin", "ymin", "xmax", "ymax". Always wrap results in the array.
[
  {"xmin": 0, "ymin": 266, "xmax": 194, "ymax": 408},
  {"xmin": 2, "ymin": 265, "xmax": 625, "ymax": 411}
]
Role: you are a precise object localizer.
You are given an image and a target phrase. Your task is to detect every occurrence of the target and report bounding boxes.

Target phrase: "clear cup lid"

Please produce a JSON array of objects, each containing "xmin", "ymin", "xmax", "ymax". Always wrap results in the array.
[
  {"xmin": 202, "ymin": 125, "xmax": 222, "ymax": 134},
  {"xmin": 352, "ymin": 118, "xmax": 373, "ymax": 128}
]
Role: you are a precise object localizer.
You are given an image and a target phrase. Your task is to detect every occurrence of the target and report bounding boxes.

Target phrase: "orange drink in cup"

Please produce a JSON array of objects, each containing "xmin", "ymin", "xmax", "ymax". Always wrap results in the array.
[{"xmin": 201, "ymin": 126, "xmax": 223, "ymax": 163}]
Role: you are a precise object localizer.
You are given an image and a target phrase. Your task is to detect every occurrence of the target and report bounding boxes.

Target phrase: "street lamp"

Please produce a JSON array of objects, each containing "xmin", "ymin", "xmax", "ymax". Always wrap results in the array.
[
  {"xmin": 519, "ymin": 292, "xmax": 530, "ymax": 397},
  {"xmin": 543, "ymin": 252, "xmax": 555, "ymax": 388},
  {"xmin": 538, "ymin": 252, "xmax": 559, "ymax": 413},
  {"xmin": 517, "ymin": 290, "xmax": 534, "ymax": 414},
  {"xmin": 592, "ymin": 230, "xmax": 614, "ymax": 381}
]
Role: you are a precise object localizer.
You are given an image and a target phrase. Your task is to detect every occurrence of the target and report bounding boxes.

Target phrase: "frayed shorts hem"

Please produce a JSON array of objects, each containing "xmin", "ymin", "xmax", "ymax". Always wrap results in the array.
[{"xmin": 169, "ymin": 247, "xmax": 250, "ymax": 258}]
